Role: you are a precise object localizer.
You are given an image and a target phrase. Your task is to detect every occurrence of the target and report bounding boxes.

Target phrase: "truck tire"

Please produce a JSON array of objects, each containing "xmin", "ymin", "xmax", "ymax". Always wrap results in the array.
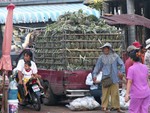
[{"xmin": 43, "ymin": 80, "xmax": 57, "ymax": 105}]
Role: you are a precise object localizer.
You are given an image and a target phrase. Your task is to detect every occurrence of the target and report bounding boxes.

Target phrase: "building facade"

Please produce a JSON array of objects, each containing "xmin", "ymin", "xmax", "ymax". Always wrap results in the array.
[{"xmin": 104, "ymin": 0, "xmax": 150, "ymax": 45}]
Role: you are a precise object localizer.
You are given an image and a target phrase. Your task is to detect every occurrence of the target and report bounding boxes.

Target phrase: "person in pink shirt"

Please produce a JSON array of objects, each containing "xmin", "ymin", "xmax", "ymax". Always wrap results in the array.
[{"xmin": 125, "ymin": 49, "xmax": 150, "ymax": 113}]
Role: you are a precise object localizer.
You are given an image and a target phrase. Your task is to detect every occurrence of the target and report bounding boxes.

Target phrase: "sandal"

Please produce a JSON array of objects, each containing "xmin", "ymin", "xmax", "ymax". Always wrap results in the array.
[
  {"xmin": 105, "ymin": 110, "xmax": 111, "ymax": 113},
  {"xmin": 101, "ymin": 107, "xmax": 107, "ymax": 111},
  {"xmin": 110, "ymin": 108, "xmax": 118, "ymax": 111},
  {"xmin": 117, "ymin": 109, "xmax": 125, "ymax": 113},
  {"xmin": 101, "ymin": 108, "xmax": 111, "ymax": 113}
]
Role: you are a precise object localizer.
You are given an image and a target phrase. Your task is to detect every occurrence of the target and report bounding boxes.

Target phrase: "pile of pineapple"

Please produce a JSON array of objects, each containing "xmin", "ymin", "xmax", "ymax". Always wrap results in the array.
[
  {"xmin": 34, "ymin": 10, "xmax": 124, "ymax": 70},
  {"xmin": 45, "ymin": 10, "xmax": 119, "ymax": 36}
]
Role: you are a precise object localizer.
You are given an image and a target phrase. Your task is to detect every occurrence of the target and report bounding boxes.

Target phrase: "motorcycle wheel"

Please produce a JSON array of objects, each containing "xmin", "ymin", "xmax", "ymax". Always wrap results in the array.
[{"xmin": 31, "ymin": 93, "xmax": 41, "ymax": 111}]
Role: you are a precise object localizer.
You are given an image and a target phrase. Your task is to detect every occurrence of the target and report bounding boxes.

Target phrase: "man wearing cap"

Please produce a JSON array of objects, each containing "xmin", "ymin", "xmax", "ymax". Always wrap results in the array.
[
  {"xmin": 132, "ymin": 41, "xmax": 142, "ymax": 49},
  {"xmin": 92, "ymin": 43, "xmax": 125, "ymax": 113},
  {"xmin": 125, "ymin": 45, "xmax": 139, "ymax": 77},
  {"xmin": 144, "ymin": 39, "xmax": 150, "ymax": 76},
  {"xmin": 132, "ymin": 41, "xmax": 145, "ymax": 63}
]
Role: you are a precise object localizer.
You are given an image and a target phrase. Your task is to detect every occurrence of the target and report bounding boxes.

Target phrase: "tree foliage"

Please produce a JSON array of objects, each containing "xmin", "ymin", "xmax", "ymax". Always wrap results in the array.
[{"xmin": 89, "ymin": 0, "xmax": 104, "ymax": 12}]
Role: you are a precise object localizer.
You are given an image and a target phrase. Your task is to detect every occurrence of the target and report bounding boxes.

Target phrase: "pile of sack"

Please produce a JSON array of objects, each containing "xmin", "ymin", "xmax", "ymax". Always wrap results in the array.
[
  {"xmin": 66, "ymin": 89, "xmax": 130, "ymax": 111},
  {"xmin": 66, "ymin": 96, "xmax": 100, "ymax": 111}
]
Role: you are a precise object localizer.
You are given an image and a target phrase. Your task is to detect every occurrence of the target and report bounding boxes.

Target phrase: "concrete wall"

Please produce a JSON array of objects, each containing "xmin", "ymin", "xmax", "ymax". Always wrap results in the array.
[{"xmin": 144, "ymin": 1, "xmax": 150, "ymax": 40}]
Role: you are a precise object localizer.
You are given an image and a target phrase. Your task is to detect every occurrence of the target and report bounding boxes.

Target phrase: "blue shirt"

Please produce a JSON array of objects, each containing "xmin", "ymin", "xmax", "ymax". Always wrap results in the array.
[{"xmin": 92, "ymin": 54, "xmax": 125, "ymax": 84}]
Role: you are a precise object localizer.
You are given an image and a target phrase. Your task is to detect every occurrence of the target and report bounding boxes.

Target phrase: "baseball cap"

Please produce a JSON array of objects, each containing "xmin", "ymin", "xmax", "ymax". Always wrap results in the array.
[
  {"xmin": 132, "ymin": 41, "xmax": 142, "ymax": 48},
  {"xmin": 127, "ymin": 45, "xmax": 139, "ymax": 52}
]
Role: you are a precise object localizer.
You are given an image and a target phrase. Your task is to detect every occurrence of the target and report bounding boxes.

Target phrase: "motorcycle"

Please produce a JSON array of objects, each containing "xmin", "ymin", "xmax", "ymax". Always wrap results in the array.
[{"xmin": 18, "ymin": 78, "xmax": 42, "ymax": 111}]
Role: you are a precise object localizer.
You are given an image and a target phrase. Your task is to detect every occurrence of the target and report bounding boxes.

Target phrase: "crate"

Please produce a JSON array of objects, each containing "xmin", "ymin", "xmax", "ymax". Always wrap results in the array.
[{"xmin": 34, "ymin": 33, "xmax": 124, "ymax": 70}]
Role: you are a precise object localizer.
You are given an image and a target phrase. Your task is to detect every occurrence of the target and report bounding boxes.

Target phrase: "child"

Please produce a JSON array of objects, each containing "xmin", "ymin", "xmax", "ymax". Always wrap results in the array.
[
  {"xmin": 85, "ymin": 65, "xmax": 102, "ymax": 105},
  {"xmin": 22, "ymin": 61, "xmax": 43, "ymax": 95}
]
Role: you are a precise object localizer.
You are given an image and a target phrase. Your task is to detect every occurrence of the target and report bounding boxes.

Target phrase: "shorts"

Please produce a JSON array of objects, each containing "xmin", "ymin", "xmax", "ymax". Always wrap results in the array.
[{"xmin": 23, "ymin": 78, "xmax": 30, "ymax": 84}]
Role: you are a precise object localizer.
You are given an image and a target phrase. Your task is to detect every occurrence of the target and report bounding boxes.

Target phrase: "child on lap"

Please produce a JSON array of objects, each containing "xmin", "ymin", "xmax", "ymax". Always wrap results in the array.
[{"xmin": 22, "ymin": 61, "xmax": 43, "ymax": 95}]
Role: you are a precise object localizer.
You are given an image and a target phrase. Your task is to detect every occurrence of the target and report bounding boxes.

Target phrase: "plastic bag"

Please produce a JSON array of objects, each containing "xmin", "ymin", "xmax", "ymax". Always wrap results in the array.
[
  {"xmin": 66, "ymin": 96, "xmax": 100, "ymax": 111},
  {"xmin": 9, "ymin": 80, "xmax": 17, "ymax": 90},
  {"xmin": 96, "ymin": 71, "xmax": 102, "ymax": 82},
  {"xmin": 119, "ymin": 89, "xmax": 130, "ymax": 110}
]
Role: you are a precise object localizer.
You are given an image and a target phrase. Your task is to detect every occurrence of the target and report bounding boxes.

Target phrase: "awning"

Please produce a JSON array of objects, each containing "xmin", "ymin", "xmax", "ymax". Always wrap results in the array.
[
  {"xmin": 0, "ymin": 3, "xmax": 100, "ymax": 24},
  {"xmin": 101, "ymin": 14, "xmax": 150, "ymax": 29}
]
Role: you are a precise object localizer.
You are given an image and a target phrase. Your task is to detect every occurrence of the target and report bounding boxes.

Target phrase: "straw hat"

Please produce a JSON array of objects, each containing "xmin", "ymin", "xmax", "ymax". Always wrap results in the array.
[{"xmin": 99, "ymin": 43, "xmax": 112, "ymax": 49}]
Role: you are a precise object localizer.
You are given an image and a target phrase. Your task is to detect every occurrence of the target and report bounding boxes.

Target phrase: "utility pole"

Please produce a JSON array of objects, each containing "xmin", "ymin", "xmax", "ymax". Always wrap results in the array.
[
  {"xmin": 144, "ymin": 1, "xmax": 150, "ymax": 40},
  {"xmin": 126, "ymin": 0, "xmax": 136, "ymax": 45}
]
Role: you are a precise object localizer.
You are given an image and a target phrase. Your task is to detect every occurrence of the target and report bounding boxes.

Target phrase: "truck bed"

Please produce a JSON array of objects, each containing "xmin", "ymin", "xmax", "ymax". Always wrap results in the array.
[{"xmin": 38, "ymin": 69, "xmax": 90, "ymax": 95}]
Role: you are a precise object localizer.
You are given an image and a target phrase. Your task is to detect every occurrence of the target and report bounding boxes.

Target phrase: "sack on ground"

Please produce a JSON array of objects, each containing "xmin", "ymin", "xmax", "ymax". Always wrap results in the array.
[
  {"xmin": 102, "ymin": 76, "xmax": 113, "ymax": 88},
  {"xmin": 119, "ymin": 89, "xmax": 130, "ymax": 110},
  {"xmin": 120, "ymin": 96, "xmax": 130, "ymax": 110},
  {"xmin": 66, "ymin": 96, "xmax": 100, "ymax": 111}
]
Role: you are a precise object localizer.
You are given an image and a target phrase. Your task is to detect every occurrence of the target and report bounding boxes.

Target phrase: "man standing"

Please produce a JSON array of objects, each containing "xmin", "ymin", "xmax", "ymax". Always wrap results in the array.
[
  {"xmin": 132, "ymin": 41, "xmax": 145, "ymax": 63},
  {"xmin": 92, "ymin": 43, "xmax": 125, "ymax": 113},
  {"xmin": 125, "ymin": 45, "xmax": 139, "ymax": 77}
]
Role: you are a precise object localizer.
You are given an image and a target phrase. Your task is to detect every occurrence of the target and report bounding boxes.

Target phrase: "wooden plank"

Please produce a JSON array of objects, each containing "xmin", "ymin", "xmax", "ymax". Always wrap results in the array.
[
  {"xmin": 66, "ymin": 57, "xmax": 98, "ymax": 59},
  {"xmin": 34, "ymin": 47, "xmax": 62, "ymax": 49},
  {"xmin": 35, "ymin": 57, "xmax": 63, "ymax": 59},
  {"xmin": 65, "ymin": 33, "xmax": 122, "ymax": 36},
  {"xmin": 63, "ymin": 40, "xmax": 122, "ymax": 42},
  {"xmin": 60, "ymin": 48, "xmax": 120, "ymax": 52},
  {"xmin": 36, "ymin": 62, "xmax": 64, "ymax": 65},
  {"xmin": 35, "ymin": 52, "xmax": 63, "ymax": 54}
]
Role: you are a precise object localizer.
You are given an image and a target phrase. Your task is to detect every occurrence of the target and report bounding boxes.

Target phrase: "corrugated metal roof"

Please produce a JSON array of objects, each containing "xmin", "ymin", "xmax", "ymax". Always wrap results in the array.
[
  {"xmin": 0, "ymin": 3, "xmax": 100, "ymax": 24},
  {"xmin": 102, "ymin": 14, "xmax": 150, "ymax": 29},
  {"xmin": 0, "ymin": 0, "xmax": 84, "ymax": 7}
]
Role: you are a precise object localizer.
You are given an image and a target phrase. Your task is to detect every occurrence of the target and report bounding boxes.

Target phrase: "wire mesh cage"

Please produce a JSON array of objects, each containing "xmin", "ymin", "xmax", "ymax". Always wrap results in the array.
[{"xmin": 34, "ymin": 33, "xmax": 124, "ymax": 70}]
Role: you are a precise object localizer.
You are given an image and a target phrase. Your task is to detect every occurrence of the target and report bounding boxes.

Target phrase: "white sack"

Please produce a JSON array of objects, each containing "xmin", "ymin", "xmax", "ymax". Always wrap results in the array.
[{"xmin": 66, "ymin": 96, "xmax": 100, "ymax": 111}]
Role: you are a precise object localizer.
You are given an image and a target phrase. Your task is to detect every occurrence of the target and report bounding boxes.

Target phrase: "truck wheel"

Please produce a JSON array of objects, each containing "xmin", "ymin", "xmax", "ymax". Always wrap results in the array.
[{"xmin": 43, "ymin": 81, "xmax": 57, "ymax": 105}]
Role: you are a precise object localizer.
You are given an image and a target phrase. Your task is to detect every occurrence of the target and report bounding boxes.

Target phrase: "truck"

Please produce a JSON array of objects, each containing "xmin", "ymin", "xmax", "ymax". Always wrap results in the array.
[
  {"xmin": 14, "ymin": 32, "xmax": 124, "ymax": 105},
  {"xmin": 14, "ymin": 11, "xmax": 125, "ymax": 105}
]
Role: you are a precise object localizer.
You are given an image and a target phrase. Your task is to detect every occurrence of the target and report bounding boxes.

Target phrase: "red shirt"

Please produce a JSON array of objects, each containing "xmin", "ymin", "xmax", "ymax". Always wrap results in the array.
[
  {"xmin": 140, "ymin": 53, "xmax": 145, "ymax": 64},
  {"xmin": 125, "ymin": 58, "xmax": 133, "ymax": 77}
]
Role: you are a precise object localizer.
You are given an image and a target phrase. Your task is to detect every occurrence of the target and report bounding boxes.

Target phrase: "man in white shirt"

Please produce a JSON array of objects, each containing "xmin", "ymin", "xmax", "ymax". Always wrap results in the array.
[
  {"xmin": 16, "ymin": 49, "xmax": 38, "ymax": 84},
  {"xmin": 16, "ymin": 49, "xmax": 40, "ymax": 103},
  {"xmin": 85, "ymin": 71, "xmax": 102, "ymax": 105}
]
